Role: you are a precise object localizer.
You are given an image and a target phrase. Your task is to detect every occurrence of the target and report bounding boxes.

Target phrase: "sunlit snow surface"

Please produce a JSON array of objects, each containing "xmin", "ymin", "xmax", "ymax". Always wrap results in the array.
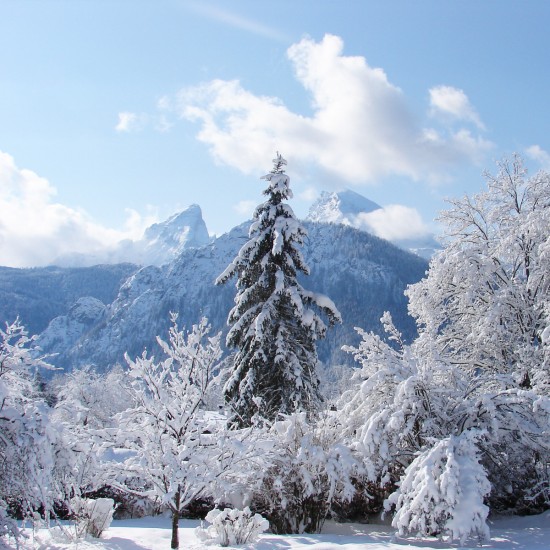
[{"xmin": 11, "ymin": 512, "xmax": 549, "ymax": 550}]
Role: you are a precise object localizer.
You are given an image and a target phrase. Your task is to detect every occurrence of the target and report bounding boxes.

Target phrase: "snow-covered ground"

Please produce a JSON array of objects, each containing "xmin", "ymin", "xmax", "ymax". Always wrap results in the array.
[{"xmin": 9, "ymin": 512, "xmax": 549, "ymax": 550}]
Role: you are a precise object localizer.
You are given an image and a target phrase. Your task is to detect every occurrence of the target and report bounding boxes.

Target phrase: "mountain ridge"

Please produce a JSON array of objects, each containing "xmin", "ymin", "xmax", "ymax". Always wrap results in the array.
[{"xmin": 36, "ymin": 221, "xmax": 428, "ymax": 371}]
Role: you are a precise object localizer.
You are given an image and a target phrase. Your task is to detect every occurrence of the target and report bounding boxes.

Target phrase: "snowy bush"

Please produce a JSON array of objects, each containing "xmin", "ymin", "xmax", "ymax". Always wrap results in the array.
[
  {"xmin": 0, "ymin": 500, "xmax": 20, "ymax": 543},
  {"xmin": 0, "ymin": 319, "xmax": 58, "ymax": 534},
  {"xmin": 387, "ymin": 432, "xmax": 491, "ymax": 545},
  {"xmin": 340, "ymin": 314, "xmax": 550, "ymax": 518},
  {"xmin": 252, "ymin": 412, "xmax": 359, "ymax": 534},
  {"xmin": 195, "ymin": 507, "xmax": 269, "ymax": 546},
  {"xmin": 71, "ymin": 497, "xmax": 115, "ymax": 538},
  {"xmin": 51, "ymin": 365, "xmax": 134, "ymax": 504}
]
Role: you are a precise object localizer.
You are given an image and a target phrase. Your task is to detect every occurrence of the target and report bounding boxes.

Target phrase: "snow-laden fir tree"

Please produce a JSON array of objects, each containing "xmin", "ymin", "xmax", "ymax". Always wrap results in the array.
[
  {"xmin": 216, "ymin": 154, "xmax": 341, "ymax": 427},
  {"xmin": 388, "ymin": 431, "xmax": 491, "ymax": 544}
]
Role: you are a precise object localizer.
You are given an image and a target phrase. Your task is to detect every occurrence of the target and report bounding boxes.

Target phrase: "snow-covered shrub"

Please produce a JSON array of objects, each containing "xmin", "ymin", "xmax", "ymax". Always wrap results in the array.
[
  {"xmin": 51, "ymin": 365, "xmax": 134, "ymax": 505},
  {"xmin": 340, "ymin": 305, "xmax": 550, "ymax": 519},
  {"xmin": 0, "ymin": 319, "xmax": 58, "ymax": 534},
  {"xmin": 0, "ymin": 499, "xmax": 20, "ymax": 543},
  {"xmin": 252, "ymin": 412, "xmax": 359, "ymax": 534},
  {"xmin": 195, "ymin": 507, "xmax": 268, "ymax": 546},
  {"xmin": 387, "ymin": 431, "xmax": 490, "ymax": 544},
  {"xmin": 71, "ymin": 497, "xmax": 114, "ymax": 538}
]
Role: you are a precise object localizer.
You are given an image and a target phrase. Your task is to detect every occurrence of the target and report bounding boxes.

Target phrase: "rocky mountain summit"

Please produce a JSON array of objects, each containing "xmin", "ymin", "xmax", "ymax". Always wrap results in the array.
[{"xmin": 53, "ymin": 204, "xmax": 211, "ymax": 267}]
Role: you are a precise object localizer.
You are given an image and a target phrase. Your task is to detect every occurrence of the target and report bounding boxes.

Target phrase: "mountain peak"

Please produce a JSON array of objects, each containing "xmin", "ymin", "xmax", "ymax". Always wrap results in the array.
[
  {"xmin": 307, "ymin": 190, "xmax": 381, "ymax": 224},
  {"xmin": 53, "ymin": 204, "xmax": 211, "ymax": 267},
  {"xmin": 144, "ymin": 204, "xmax": 209, "ymax": 249},
  {"xmin": 306, "ymin": 190, "xmax": 440, "ymax": 259}
]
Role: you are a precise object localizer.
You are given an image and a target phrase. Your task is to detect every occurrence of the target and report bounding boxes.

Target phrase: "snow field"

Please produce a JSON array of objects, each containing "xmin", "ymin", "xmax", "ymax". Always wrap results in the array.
[{"xmin": 11, "ymin": 512, "xmax": 550, "ymax": 550}]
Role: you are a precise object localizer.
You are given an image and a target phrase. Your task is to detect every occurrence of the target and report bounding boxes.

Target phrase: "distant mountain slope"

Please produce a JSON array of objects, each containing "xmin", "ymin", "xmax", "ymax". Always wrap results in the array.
[
  {"xmin": 37, "ymin": 221, "xmax": 428, "ymax": 371},
  {"xmin": 0, "ymin": 263, "xmax": 138, "ymax": 335}
]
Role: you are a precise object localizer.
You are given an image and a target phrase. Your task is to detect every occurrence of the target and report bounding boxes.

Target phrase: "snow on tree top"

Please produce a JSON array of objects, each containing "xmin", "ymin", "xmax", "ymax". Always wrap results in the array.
[{"xmin": 271, "ymin": 152, "xmax": 287, "ymax": 172}]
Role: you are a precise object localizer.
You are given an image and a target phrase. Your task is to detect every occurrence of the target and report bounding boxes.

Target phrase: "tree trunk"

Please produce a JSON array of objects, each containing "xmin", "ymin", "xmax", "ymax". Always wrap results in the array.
[{"xmin": 171, "ymin": 489, "xmax": 181, "ymax": 549}]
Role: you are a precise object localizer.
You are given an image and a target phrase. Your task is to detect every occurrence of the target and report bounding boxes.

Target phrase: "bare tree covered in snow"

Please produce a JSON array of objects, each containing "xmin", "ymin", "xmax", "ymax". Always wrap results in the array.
[
  {"xmin": 100, "ymin": 316, "xmax": 221, "ymax": 549},
  {"xmin": 101, "ymin": 316, "xmax": 263, "ymax": 549},
  {"xmin": 407, "ymin": 155, "xmax": 550, "ymax": 391}
]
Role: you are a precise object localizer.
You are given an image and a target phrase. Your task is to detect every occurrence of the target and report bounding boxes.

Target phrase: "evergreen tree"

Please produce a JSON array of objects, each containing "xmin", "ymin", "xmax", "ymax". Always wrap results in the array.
[{"xmin": 217, "ymin": 153, "xmax": 341, "ymax": 427}]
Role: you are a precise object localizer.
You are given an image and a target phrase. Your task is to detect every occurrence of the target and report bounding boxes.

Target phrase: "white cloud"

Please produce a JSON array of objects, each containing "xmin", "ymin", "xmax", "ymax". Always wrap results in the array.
[
  {"xmin": 354, "ymin": 204, "xmax": 431, "ymax": 241},
  {"xmin": 298, "ymin": 186, "xmax": 319, "ymax": 203},
  {"xmin": 0, "ymin": 151, "xmax": 155, "ymax": 267},
  {"xmin": 526, "ymin": 144, "xmax": 550, "ymax": 170},
  {"xmin": 233, "ymin": 199, "xmax": 256, "ymax": 218},
  {"xmin": 115, "ymin": 111, "xmax": 141, "ymax": 132},
  {"xmin": 429, "ymin": 85, "xmax": 485, "ymax": 129},
  {"xmin": 176, "ymin": 34, "xmax": 492, "ymax": 186},
  {"xmin": 116, "ymin": 110, "xmax": 174, "ymax": 133}
]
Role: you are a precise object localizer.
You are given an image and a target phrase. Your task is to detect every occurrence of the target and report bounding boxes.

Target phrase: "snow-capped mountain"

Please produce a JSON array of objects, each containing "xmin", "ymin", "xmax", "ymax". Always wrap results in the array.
[
  {"xmin": 0, "ymin": 263, "xmax": 137, "ymax": 336},
  {"xmin": 2, "ymin": 191, "xmax": 434, "ymax": 373},
  {"xmin": 37, "ymin": 221, "xmax": 428, "ymax": 371},
  {"xmin": 53, "ymin": 204, "xmax": 211, "ymax": 267},
  {"xmin": 36, "ymin": 296, "xmax": 106, "ymax": 356},
  {"xmin": 307, "ymin": 190, "xmax": 382, "ymax": 224},
  {"xmin": 128, "ymin": 204, "xmax": 211, "ymax": 265},
  {"xmin": 307, "ymin": 190, "xmax": 441, "ymax": 259}
]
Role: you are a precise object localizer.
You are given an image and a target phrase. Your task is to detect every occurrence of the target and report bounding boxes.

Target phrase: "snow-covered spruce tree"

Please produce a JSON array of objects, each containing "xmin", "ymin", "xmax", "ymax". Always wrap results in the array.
[
  {"xmin": 388, "ymin": 431, "xmax": 491, "ymax": 544},
  {"xmin": 216, "ymin": 154, "xmax": 341, "ymax": 426},
  {"xmin": 0, "ymin": 319, "xmax": 58, "ymax": 541}
]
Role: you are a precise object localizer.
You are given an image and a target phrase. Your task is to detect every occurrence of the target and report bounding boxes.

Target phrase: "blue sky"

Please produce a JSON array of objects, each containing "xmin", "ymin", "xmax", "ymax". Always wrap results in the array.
[{"xmin": 1, "ymin": 1, "xmax": 549, "ymax": 266}]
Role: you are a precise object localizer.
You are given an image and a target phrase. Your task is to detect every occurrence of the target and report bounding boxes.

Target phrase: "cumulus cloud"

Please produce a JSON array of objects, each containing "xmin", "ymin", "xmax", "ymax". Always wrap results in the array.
[
  {"xmin": 175, "ymin": 34, "xmax": 492, "ymax": 186},
  {"xmin": 0, "ymin": 151, "xmax": 155, "ymax": 267},
  {"xmin": 526, "ymin": 144, "xmax": 550, "ymax": 170},
  {"xmin": 429, "ymin": 85, "xmax": 485, "ymax": 129},
  {"xmin": 355, "ymin": 204, "xmax": 432, "ymax": 241}
]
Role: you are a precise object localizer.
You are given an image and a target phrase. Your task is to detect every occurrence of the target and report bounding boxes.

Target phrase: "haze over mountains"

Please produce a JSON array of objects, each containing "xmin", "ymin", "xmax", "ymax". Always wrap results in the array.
[
  {"xmin": 53, "ymin": 204, "xmax": 211, "ymax": 267},
  {"xmin": 49, "ymin": 190, "xmax": 440, "ymax": 268}
]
